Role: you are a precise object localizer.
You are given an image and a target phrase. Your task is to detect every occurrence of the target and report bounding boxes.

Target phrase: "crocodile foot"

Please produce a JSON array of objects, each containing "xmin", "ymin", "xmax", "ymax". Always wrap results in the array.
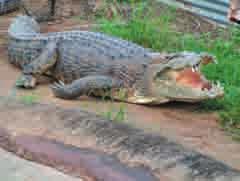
[
  {"xmin": 16, "ymin": 74, "xmax": 37, "ymax": 89},
  {"xmin": 50, "ymin": 81, "xmax": 74, "ymax": 99}
]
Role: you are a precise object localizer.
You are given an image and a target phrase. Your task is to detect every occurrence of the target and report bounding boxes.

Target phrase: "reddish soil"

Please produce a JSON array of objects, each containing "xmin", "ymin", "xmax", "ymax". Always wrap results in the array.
[{"xmin": 0, "ymin": 10, "xmax": 240, "ymax": 174}]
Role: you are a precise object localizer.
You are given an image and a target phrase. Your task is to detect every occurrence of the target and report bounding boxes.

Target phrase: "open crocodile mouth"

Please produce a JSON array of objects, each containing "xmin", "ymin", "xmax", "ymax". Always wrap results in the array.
[
  {"xmin": 155, "ymin": 58, "xmax": 224, "ymax": 99},
  {"xmin": 177, "ymin": 67, "xmax": 223, "ymax": 98},
  {"xmin": 176, "ymin": 67, "xmax": 212, "ymax": 90}
]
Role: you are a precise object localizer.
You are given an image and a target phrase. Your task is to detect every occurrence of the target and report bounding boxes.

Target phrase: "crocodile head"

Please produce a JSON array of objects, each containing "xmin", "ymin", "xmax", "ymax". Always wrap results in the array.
[{"xmin": 129, "ymin": 52, "xmax": 224, "ymax": 104}]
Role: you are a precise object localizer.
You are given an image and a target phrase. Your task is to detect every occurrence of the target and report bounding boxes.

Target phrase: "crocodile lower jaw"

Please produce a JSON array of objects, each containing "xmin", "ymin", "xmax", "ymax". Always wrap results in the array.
[{"xmin": 126, "ymin": 96, "xmax": 170, "ymax": 105}]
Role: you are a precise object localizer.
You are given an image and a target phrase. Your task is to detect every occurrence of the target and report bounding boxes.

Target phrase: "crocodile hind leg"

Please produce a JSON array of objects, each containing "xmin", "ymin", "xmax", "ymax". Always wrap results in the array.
[
  {"xmin": 50, "ymin": 76, "xmax": 122, "ymax": 99},
  {"xmin": 16, "ymin": 41, "xmax": 58, "ymax": 89}
]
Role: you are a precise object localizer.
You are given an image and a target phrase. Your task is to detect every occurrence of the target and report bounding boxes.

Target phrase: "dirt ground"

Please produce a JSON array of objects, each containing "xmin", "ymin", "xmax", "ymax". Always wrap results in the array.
[{"xmin": 0, "ymin": 10, "xmax": 240, "ymax": 172}]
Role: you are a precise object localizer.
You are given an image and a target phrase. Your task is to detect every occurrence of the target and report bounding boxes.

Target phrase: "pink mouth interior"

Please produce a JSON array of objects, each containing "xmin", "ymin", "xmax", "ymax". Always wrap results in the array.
[{"xmin": 176, "ymin": 68, "xmax": 212, "ymax": 90}]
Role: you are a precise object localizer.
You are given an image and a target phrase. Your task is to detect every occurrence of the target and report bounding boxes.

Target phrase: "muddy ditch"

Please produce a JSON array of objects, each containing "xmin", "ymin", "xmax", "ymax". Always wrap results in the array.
[
  {"xmin": 0, "ymin": 99, "xmax": 239, "ymax": 181},
  {"xmin": 0, "ymin": 127, "xmax": 156, "ymax": 181}
]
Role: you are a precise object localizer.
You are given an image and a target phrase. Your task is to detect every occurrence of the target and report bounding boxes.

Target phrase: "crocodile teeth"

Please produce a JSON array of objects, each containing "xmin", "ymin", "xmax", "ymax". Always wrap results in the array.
[
  {"xmin": 201, "ymin": 80, "xmax": 224, "ymax": 97},
  {"xmin": 194, "ymin": 67, "xmax": 198, "ymax": 72},
  {"xmin": 58, "ymin": 80, "xmax": 65, "ymax": 86},
  {"xmin": 191, "ymin": 65, "xmax": 199, "ymax": 72},
  {"xmin": 217, "ymin": 81, "xmax": 224, "ymax": 90},
  {"xmin": 213, "ymin": 57, "xmax": 218, "ymax": 64}
]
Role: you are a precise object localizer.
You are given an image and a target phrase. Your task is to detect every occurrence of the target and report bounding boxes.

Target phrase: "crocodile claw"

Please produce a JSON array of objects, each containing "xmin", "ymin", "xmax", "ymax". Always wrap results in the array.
[
  {"xmin": 51, "ymin": 81, "xmax": 65, "ymax": 88},
  {"xmin": 50, "ymin": 82, "xmax": 67, "ymax": 98},
  {"xmin": 58, "ymin": 80, "xmax": 65, "ymax": 86},
  {"xmin": 16, "ymin": 74, "xmax": 37, "ymax": 89},
  {"xmin": 51, "ymin": 83, "xmax": 64, "ymax": 91}
]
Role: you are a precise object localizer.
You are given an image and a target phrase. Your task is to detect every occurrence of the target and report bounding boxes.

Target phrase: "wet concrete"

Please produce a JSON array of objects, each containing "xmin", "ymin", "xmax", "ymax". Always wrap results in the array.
[{"xmin": 0, "ymin": 13, "xmax": 240, "ymax": 174}]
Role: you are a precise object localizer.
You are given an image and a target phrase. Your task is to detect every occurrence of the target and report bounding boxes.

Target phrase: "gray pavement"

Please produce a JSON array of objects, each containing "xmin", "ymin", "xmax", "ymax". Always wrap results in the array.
[{"xmin": 0, "ymin": 148, "xmax": 82, "ymax": 181}]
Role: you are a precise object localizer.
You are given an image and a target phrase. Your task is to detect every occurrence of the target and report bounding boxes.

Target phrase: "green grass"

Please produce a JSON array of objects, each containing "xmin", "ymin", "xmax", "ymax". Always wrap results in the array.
[
  {"xmin": 95, "ymin": 2, "xmax": 240, "ymax": 135},
  {"xmin": 19, "ymin": 94, "xmax": 39, "ymax": 105},
  {"xmin": 102, "ymin": 104, "xmax": 126, "ymax": 122},
  {"xmin": 101, "ymin": 89, "xmax": 127, "ymax": 122}
]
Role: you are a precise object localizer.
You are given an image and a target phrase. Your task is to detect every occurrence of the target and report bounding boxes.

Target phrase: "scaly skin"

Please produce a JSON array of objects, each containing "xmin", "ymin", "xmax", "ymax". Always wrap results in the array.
[
  {"xmin": 0, "ymin": 0, "xmax": 20, "ymax": 15},
  {"xmin": 8, "ymin": 15, "xmax": 224, "ymax": 104}
]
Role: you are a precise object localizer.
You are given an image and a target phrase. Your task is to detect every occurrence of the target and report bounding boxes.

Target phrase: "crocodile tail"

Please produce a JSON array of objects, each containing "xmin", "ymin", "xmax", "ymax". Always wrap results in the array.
[
  {"xmin": 8, "ymin": 15, "xmax": 40, "ymax": 36},
  {"xmin": 0, "ymin": 0, "xmax": 20, "ymax": 15}
]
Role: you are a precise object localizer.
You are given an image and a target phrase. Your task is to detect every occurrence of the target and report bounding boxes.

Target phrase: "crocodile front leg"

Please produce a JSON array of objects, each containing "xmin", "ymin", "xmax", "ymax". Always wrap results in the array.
[
  {"xmin": 50, "ymin": 76, "xmax": 122, "ymax": 100},
  {"xmin": 16, "ymin": 41, "xmax": 58, "ymax": 89}
]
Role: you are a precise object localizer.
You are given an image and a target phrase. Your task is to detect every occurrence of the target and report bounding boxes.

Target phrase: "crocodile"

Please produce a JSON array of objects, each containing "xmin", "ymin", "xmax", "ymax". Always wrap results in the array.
[
  {"xmin": 0, "ymin": 0, "xmax": 20, "ymax": 15},
  {"xmin": 8, "ymin": 15, "xmax": 224, "ymax": 104}
]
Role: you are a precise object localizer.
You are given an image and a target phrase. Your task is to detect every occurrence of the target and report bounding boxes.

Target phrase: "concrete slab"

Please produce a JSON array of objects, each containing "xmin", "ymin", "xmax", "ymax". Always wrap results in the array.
[{"xmin": 0, "ymin": 148, "xmax": 82, "ymax": 181}]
